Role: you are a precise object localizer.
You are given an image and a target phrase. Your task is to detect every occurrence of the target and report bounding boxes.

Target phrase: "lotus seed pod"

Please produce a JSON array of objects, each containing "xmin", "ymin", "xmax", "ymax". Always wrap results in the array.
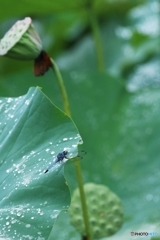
[
  {"xmin": 0, "ymin": 17, "xmax": 42, "ymax": 60},
  {"xmin": 0, "ymin": 17, "xmax": 52, "ymax": 76},
  {"xmin": 68, "ymin": 183, "xmax": 123, "ymax": 239}
]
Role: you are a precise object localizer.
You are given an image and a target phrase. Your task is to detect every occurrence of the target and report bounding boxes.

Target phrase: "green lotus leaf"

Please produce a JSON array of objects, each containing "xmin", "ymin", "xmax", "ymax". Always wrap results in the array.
[{"xmin": 0, "ymin": 87, "xmax": 82, "ymax": 239}]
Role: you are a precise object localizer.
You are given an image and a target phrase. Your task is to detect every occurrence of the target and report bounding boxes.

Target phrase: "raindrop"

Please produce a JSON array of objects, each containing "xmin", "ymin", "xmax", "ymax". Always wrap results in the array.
[
  {"xmin": 11, "ymin": 219, "xmax": 17, "ymax": 224},
  {"xmin": 17, "ymin": 212, "xmax": 22, "ymax": 217},
  {"xmin": 63, "ymin": 138, "xmax": 68, "ymax": 141},
  {"xmin": 26, "ymin": 224, "xmax": 31, "ymax": 228},
  {"xmin": 25, "ymin": 100, "xmax": 30, "ymax": 105},
  {"xmin": 72, "ymin": 144, "xmax": 77, "ymax": 148}
]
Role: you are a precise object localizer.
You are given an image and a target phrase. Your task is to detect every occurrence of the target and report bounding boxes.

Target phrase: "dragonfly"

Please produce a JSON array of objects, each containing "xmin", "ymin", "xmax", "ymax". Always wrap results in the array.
[
  {"xmin": 44, "ymin": 150, "xmax": 69, "ymax": 173},
  {"xmin": 44, "ymin": 150, "xmax": 86, "ymax": 173}
]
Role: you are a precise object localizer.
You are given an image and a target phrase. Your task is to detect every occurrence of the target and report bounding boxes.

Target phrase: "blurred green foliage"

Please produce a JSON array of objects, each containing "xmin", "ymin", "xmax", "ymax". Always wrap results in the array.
[{"xmin": 0, "ymin": 0, "xmax": 160, "ymax": 239}]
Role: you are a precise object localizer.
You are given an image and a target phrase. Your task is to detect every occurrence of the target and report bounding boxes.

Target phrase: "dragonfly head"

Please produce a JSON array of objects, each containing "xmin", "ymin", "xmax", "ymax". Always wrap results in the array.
[{"xmin": 63, "ymin": 150, "xmax": 68, "ymax": 156}]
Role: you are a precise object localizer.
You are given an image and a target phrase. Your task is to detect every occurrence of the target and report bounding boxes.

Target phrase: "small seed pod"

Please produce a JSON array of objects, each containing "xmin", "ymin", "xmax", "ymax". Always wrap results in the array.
[{"xmin": 69, "ymin": 183, "xmax": 123, "ymax": 239}]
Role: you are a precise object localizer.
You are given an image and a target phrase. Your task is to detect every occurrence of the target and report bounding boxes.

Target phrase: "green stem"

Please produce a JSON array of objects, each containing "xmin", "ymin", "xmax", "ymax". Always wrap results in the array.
[
  {"xmin": 50, "ymin": 58, "xmax": 92, "ymax": 240},
  {"xmin": 74, "ymin": 159, "xmax": 92, "ymax": 240},
  {"xmin": 87, "ymin": 2, "xmax": 105, "ymax": 71},
  {"xmin": 51, "ymin": 59, "xmax": 70, "ymax": 115}
]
